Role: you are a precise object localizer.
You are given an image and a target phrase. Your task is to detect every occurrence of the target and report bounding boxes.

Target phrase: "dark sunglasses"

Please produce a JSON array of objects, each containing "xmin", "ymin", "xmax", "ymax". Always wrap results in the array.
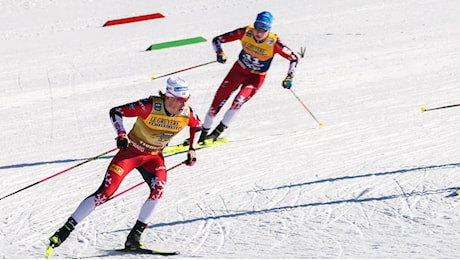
[{"xmin": 254, "ymin": 26, "xmax": 268, "ymax": 33}]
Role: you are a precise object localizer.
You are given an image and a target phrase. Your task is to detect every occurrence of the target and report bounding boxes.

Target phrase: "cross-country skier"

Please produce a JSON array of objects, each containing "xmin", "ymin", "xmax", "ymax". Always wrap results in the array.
[
  {"xmin": 199, "ymin": 11, "xmax": 299, "ymax": 142},
  {"xmin": 46, "ymin": 76, "xmax": 202, "ymax": 256}
]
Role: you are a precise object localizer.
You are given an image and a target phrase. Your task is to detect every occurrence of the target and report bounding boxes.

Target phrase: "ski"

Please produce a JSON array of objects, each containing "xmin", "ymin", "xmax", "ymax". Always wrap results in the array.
[
  {"xmin": 115, "ymin": 247, "xmax": 180, "ymax": 256},
  {"xmin": 45, "ymin": 246, "xmax": 179, "ymax": 258},
  {"xmin": 164, "ymin": 138, "xmax": 230, "ymax": 155},
  {"xmin": 45, "ymin": 245, "xmax": 55, "ymax": 259},
  {"xmin": 446, "ymin": 190, "xmax": 460, "ymax": 197}
]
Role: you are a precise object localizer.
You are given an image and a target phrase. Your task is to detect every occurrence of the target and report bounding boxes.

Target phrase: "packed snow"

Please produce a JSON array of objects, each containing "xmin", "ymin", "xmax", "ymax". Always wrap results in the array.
[{"xmin": 1, "ymin": 0, "xmax": 459, "ymax": 258}]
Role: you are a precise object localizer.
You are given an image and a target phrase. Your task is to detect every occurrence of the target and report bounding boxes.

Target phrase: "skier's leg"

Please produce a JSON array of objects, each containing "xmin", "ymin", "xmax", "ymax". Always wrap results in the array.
[
  {"xmin": 209, "ymin": 75, "xmax": 264, "ymax": 140},
  {"xmin": 201, "ymin": 63, "xmax": 245, "ymax": 141},
  {"xmin": 49, "ymin": 150, "xmax": 140, "ymax": 248},
  {"xmin": 125, "ymin": 155, "xmax": 166, "ymax": 249}
]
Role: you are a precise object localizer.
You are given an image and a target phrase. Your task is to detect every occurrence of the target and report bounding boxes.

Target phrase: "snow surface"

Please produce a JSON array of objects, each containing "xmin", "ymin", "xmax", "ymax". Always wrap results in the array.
[{"xmin": 1, "ymin": 0, "xmax": 460, "ymax": 258}]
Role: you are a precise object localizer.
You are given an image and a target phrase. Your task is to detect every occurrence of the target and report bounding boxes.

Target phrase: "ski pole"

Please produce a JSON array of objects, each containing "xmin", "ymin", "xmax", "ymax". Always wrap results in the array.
[
  {"xmin": 0, "ymin": 148, "xmax": 118, "ymax": 201},
  {"xmin": 421, "ymin": 103, "xmax": 460, "ymax": 112},
  {"xmin": 289, "ymin": 89, "xmax": 324, "ymax": 127},
  {"xmin": 108, "ymin": 160, "xmax": 187, "ymax": 201},
  {"xmin": 151, "ymin": 61, "xmax": 217, "ymax": 80}
]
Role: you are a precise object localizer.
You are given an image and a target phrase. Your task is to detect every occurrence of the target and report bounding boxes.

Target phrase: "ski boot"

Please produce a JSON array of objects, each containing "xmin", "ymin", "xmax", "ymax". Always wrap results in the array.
[
  {"xmin": 198, "ymin": 128, "xmax": 210, "ymax": 143},
  {"xmin": 124, "ymin": 220, "xmax": 147, "ymax": 250},
  {"xmin": 46, "ymin": 217, "xmax": 77, "ymax": 258},
  {"xmin": 206, "ymin": 122, "xmax": 226, "ymax": 142},
  {"xmin": 182, "ymin": 128, "xmax": 209, "ymax": 146},
  {"xmin": 49, "ymin": 217, "xmax": 77, "ymax": 248}
]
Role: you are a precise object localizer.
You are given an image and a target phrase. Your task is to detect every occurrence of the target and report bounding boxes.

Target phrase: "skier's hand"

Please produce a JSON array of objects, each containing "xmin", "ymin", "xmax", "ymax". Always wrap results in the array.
[
  {"xmin": 282, "ymin": 73, "xmax": 294, "ymax": 89},
  {"xmin": 185, "ymin": 149, "xmax": 197, "ymax": 166},
  {"xmin": 216, "ymin": 52, "xmax": 227, "ymax": 64},
  {"xmin": 116, "ymin": 133, "xmax": 130, "ymax": 151}
]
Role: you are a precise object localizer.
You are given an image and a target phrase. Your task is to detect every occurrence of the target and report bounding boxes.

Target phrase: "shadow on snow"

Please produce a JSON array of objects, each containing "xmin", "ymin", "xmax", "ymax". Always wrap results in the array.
[
  {"xmin": 108, "ymin": 162, "xmax": 460, "ymax": 233},
  {"xmin": 0, "ymin": 152, "xmax": 182, "ymax": 170},
  {"xmin": 255, "ymin": 162, "xmax": 460, "ymax": 192},
  {"xmin": 0, "ymin": 156, "xmax": 114, "ymax": 170},
  {"xmin": 144, "ymin": 187, "xmax": 457, "ymax": 229}
]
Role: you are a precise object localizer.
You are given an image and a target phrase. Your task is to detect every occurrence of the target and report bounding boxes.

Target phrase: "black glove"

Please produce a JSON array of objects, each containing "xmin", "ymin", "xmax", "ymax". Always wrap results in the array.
[
  {"xmin": 185, "ymin": 149, "xmax": 197, "ymax": 166},
  {"xmin": 282, "ymin": 73, "xmax": 294, "ymax": 89},
  {"xmin": 116, "ymin": 134, "xmax": 130, "ymax": 151},
  {"xmin": 216, "ymin": 52, "xmax": 227, "ymax": 64}
]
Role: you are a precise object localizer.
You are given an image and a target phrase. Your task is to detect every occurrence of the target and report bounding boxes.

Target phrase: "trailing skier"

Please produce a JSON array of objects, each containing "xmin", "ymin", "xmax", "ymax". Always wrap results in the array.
[{"xmin": 200, "ymin": 11, "xmax": 299, "ymax": 142}]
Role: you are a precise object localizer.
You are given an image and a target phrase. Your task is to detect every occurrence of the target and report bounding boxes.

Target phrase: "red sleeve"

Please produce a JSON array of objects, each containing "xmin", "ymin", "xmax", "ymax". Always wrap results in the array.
[
  {"xmin": 274, "ymin": 37, "xmax": 299, "ymax": 62},
  {"xmin": 187, "ymin": 106, "xmax": 203, "ymax": 149},
  {"xmin": 274, "ymin": 37, "xmax": 299, "ymax": 75},
  {"xmin": 212, "ymin": 27, "xmax": 247, "ymax": 52},
  {"xmin": 109, "ymin": 98, "xmax": 153, "ymax": 135}
]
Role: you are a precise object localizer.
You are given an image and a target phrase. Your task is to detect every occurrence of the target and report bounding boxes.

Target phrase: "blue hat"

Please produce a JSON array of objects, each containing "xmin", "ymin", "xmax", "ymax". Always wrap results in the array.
[{"xmin": 254, "ymin": 11, "xmax": 273, "ymax": 31}]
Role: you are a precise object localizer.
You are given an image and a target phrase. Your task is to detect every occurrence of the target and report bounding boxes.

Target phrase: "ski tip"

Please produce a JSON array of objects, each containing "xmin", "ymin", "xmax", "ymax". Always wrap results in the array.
[
  {"xmin": 164, "ymin": 138, "xmax": 230, "ymax": 155},
  {"xmin": 115, "ymin": 247, "xmax": 180, "ymax": 256},
  {"xmin": 202, "ymin": 138, "xmax": 230, "ymax": 146},
  {"xmin": 421, "ymin": 106, "xmax": 426, "ymax": 112},
  {"xmin": 446, "ymin": 190, "xmax": 460, "ymax": 197},
  {"xmin": 45, "ymin": 246, "xmax": 54, "ymax": 259},
  {"xmin": 156, "ymin": 250, "xmax": 180, "ymax": 255}
]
